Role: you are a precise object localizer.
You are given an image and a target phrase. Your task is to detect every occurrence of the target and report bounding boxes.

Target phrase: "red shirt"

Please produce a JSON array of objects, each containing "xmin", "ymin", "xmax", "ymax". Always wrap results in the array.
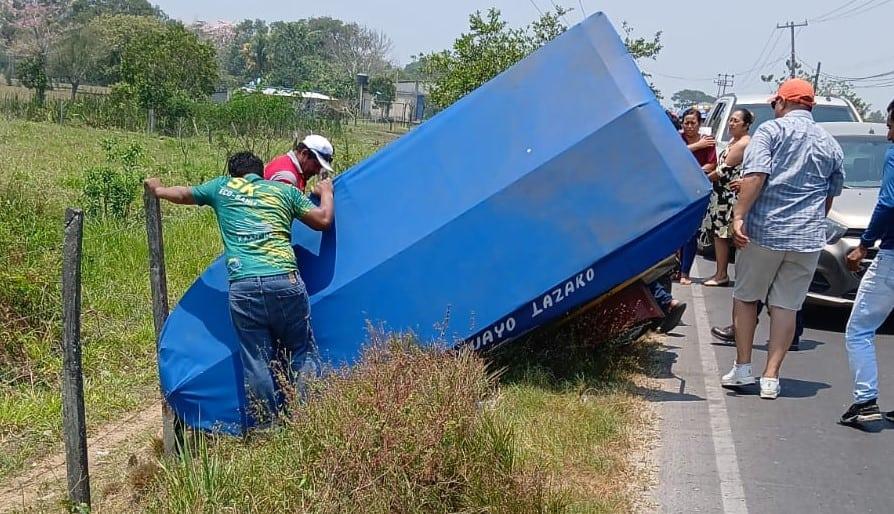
[
  {"xmin": 682, "ymin": 134, "xmax": 717, "ymax": 167},
  {"xmin": 264, "ymin": 151, "xmax": 307, "ymax": 192}
]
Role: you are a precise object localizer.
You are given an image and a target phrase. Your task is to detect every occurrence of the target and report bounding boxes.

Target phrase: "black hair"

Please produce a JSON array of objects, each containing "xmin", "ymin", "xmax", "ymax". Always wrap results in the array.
[
  {"xmin": 887, "ymin": 99, "xmax": 894, "ymax": 119},
  {"xmin": 666, "ymin": 109, "xmax": 682, "ymax": 130},
  {"xmin": 681, "ymin": 107, "xmax": 703, "ymax": 123},
  {"xmin": 227, "ymin": 151, "xmax": 264, "ymax": 178},
  {"xmin": 732, "ymin": 108, "xmax": 754, "ymax": 126}
]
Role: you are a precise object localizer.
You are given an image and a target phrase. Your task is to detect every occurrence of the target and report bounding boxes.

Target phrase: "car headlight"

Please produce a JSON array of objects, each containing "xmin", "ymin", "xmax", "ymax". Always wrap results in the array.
[{"xmin": 825, "ymin": 219, "xmax": 848, "ymax": 244}]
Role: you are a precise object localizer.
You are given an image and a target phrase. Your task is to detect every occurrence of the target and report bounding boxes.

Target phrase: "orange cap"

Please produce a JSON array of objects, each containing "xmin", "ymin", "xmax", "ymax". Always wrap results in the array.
[{"xmin": 769, "ymin": 78, "xmax": 816, "ymax": 107}]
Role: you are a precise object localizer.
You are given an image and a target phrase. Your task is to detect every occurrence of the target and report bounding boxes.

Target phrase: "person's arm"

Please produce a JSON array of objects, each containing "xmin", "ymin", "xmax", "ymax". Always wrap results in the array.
[
  {"xmin": 826, "ymin": 144, "xmax": 845, "ymax": 216},
  {"xmin": 145, "ymin": 178, "xmax": 195, "ymax": 205},
  {"xmin": 298, "ymin": 179, "xmax": 335, "ymax": 231},
  {"xmin": 688, "ymin": 136, "xmax": 715, "ymax": 152},
  {"xmin": 731, "ymin": 126, "xmax": 773, "ymax": 247},
  {"xmin": 847, "ymin": 150, "xmax": 894, "ymax": 270},
  {"xmin": 723, "ymin": 137, "xmax": 749, "ymax": 169}
]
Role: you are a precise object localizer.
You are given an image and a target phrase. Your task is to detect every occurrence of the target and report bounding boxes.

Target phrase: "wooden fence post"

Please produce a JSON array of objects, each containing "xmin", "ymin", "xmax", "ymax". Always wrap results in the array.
[
  {"xmin": 143, "ymin": 184, "xmax": 182, "ymax": 455},
  {"xmin": 61, "ymin": 208, "xmax": 90, "ymax": 508}
]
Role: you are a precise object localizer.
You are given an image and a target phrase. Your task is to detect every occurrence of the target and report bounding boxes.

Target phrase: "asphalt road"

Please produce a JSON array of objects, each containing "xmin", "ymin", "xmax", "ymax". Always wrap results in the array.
[{"xmin": 656, "ymin": 258, "xmax": 894, "ymax": 513}]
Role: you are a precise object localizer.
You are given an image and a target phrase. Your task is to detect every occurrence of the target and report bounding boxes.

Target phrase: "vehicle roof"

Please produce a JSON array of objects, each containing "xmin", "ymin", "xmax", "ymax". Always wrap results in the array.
[
  {"xmin": 817, "ymin": 122, "xmax": 888, "ymax": 137},
  {"xmin": 717, "ymin": 93, "xmax": 851, "ymax": 107}
]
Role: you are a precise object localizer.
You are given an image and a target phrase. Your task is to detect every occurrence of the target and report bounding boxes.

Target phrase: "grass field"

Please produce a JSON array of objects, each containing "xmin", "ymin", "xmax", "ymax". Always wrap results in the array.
[
  {"xmin": 0, "ymin": 116, "xmax": 657, "ymax": 513},
  {"xmin": 0, "ymin": 118, "xmax": 398, "ymax": 480}
]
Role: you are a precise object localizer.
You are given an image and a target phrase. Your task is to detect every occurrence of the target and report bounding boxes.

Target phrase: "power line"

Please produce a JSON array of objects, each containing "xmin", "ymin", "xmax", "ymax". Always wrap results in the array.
[
  {"xmin": 528, "ymin": 0, "xmax": 544, "ymax": 16},
  {"xmin": 578, "ymin": 0, "xmax": 587, "ymax": 19},
  {"xmin": 813, "ymin": 0, "xmax": 893, "ymax": 22},
  {"xmin": 809, "ymin": 0, "xmax": 861, "ymax": 21},
  {"xmin": 547, "ymin": 0, "xmax": 572, "ymax": 25}
]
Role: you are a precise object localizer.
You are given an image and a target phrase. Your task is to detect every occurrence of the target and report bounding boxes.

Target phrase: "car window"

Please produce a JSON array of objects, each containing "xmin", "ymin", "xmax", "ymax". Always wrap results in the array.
[
  {"xmin": 836, "ymin": 136, "xmax": 889, "ymax": 188},
  {"xmin": 723, "ymin": 104, "xmax": 858, "ymax": 141},
  {"xmin": 707, "ymin": 102, "xmax": 727, "ymax": 137}
]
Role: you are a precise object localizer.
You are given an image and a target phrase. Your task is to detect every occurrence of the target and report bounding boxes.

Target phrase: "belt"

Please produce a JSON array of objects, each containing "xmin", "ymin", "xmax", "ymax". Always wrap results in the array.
[{"xmin": 231, "ymin": 271, "xmax": 298, "ymax": 284}]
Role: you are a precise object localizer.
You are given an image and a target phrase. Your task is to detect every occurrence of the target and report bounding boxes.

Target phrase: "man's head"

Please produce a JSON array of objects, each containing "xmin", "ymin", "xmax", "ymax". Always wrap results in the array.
[
  {"xmin": 292, "ymin": 134, "xmax": 335, "ymax": 178},
  {"xmin": 227, "ymin": 151, "xmax": 264, "ymax": 178},
  {"xmin": 887, "ymin": 98, "xmax": 894, "ymax": 143},
  {"xmin": 770, "ymin": 78, "xmax": 816, "ymax": 118}
]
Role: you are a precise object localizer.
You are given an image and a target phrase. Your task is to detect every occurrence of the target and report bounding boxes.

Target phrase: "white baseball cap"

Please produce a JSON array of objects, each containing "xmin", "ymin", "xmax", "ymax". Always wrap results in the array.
[{"xmin": 301, "ymin": 134, "xmax": 334, "ymax": 172}]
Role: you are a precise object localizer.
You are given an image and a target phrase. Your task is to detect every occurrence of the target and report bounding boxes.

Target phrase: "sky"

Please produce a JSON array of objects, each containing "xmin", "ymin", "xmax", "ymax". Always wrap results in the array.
[{"xmin": 152, "ymin": 0, "xmax": 894, "ymax": 112}]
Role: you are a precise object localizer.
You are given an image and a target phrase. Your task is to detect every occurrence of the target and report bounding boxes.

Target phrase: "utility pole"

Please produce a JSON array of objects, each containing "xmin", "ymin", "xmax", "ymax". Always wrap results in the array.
[
  {"xmin": 813, "ymin": 61, "xmax": 822, "ymax": 90},
  {"xmin": 714, "ymin": 73, "xmax": 735, "ymax": 97},
  {"xmin": 777, "ymin": 20, "xmax": 808, "ymax": 78}
]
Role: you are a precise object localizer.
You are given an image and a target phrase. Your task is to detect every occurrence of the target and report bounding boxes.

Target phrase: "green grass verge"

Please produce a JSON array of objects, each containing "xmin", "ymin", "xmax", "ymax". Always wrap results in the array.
[{"xmin": 0, "ymin": 118, "xmax": 396, "ymax": 479}]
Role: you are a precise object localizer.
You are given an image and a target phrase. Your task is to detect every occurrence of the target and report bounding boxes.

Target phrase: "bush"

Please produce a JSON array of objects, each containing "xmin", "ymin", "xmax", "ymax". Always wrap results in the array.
[{"xmin": 82, "ymin": 139, "xmax": 146, "ymax": 220}]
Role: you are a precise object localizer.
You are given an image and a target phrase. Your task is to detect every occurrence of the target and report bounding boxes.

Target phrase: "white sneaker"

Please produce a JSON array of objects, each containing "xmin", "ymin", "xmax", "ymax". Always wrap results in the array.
[
  {"xmin": 721, "ymin": 363, "xmax": 755, "ymax": 387},
  {"xmin": 760, "ymin": 377, "xmax": 780, "ymax": 399}
]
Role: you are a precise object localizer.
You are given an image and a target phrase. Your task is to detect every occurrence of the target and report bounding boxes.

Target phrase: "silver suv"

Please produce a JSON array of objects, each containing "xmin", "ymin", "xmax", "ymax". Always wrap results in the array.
[{"xmin": 810, "ymin": 122, "xmax": 887, "ymax": 307}]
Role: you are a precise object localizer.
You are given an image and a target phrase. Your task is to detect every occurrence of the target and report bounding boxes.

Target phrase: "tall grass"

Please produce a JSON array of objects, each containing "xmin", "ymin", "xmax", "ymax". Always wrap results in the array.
[{"xmin": 148, "ymin": 337, "xmax": 568, "ymax": 513}]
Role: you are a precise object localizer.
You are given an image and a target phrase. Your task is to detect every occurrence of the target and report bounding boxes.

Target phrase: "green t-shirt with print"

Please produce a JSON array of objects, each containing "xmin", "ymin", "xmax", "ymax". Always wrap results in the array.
[{"xmin": 191, "ymin": 174, "xmax": 315, "ymax": 281}]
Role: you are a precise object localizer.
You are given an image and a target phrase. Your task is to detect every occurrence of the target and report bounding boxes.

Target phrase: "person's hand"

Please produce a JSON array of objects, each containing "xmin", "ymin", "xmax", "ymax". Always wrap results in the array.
[
  {"xmin": 729, "ymin": 179, "xmax": 742, "ymax": 194},
  {"xmin": 313, "ymin": 178, "xmax": 333, "ymax": 197},
  {"xmin": 692, "ymin": 136, "xmax": 716, "ymax": 150},
  {"xmin": 731, "ymin": 218, "xmax": 750, "ymax": 248},
  {"xmin": 144, "ymin": 178, "xmax": 162, "ymax": 196},
  {"xmin": 846, "ymin": 246, "xmax": 867, "ymax": 272}
]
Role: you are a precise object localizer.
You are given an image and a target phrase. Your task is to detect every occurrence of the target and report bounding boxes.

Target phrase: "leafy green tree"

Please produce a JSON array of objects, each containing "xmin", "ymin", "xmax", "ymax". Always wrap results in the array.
[
  {"xmin": 368, "ymin": 76, "xmax": 395, "ymax": 104},
  {"xmin": 671, "ymin": 89, "xmax": 716, "ymax": 111},
  {"xmin": 51, "ymin": 24, "xmax": 103, "ymax": 98},
  {"xmin": 17, "ymin": 54, "xmax": 48, "ymax": 104},
  {"xmin": 117, "ymin": 22, "xmax": 218, "ymax": 116},
  {"xmin": 266, "ymin": 20, "xmax": 321, "ymax": 89},
  {"xmin": 70, "ymin": 0, "xmax": 165, "ymax": 21},
  {"xmin": 87, "ymin": 14, "xmax": 167, "ymax": 85},
  {"xmin": 423, "ymin": 8, "xmax": 663, "ymax": 108}
]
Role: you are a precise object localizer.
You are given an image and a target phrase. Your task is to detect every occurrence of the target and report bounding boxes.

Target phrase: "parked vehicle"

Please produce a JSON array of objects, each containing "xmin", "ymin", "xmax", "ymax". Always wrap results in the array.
[
  {"xmin": 810, "ymin": 122, "xmax": 887, "ymax": 306},
  {"xmin": 703, "ymin": 94, "xmax": 862, "ymax": 151}
]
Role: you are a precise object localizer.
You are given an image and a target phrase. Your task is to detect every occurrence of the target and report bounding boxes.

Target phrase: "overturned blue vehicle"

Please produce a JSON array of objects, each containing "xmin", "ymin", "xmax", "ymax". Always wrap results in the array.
[{"xmin": 158, "ymin": 13, "xmax": 710, "ymax": 435}]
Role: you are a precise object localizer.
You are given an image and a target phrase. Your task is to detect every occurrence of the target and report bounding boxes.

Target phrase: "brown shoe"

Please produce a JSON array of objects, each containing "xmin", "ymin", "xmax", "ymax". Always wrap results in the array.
[{"xmin": 711, "ymin": 324, "xmax": 735, "ymax": 342}]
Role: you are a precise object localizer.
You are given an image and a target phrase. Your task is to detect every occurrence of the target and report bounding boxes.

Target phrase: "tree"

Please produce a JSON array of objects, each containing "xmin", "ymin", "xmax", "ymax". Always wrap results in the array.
[
  {"xmin": 17, "ymin": 53, "xmax": 47, "ymax": 104},
  {"xmin": 671, "ymin": 89, "xmax": 716, "ymax": 111},
  {"xmin": 866, "ymin": 110, "xmax": 886, "ymax": 123},
  {"xmin": 51, "ymin": 24, "xmax": 101, "ymax": 98},
  {"xmin": 266, "ymin": 20, "xmax": 321, "ymax": 90},
  {"xmin": 368, "ymin": 75, "xmax": 396, "ymax": 118},
  {"xmin": 70, "ymin": 0, "xmax": 164, "ymax": 21},
  {"xmin": 87, "ymin": 14, "xmax": 165, "ymax": 86},
  {"xmin": 422, "ymin": 8, "xmax": 663, "ymax": 108},
  {"xmin": 117, "ymin": 22, "xmax": 218, "ymax": 116}
]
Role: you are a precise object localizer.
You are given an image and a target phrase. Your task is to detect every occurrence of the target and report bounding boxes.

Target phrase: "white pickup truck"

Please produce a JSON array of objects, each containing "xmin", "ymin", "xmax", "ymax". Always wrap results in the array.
[{"xmin": 703, "ymin": 93, "xmax": 862, "ymax": 151}]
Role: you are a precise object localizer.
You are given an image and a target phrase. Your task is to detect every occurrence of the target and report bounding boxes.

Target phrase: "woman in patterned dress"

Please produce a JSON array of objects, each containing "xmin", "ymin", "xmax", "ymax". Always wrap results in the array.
[{"xmin": 702, "ymin": 108, "xmax": 753, "ymax": 286}]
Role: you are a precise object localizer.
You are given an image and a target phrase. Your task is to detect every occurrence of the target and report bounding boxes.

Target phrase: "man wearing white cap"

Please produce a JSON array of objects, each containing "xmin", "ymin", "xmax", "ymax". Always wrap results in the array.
[{"xmin": 264, "ymin": 134, "xmax": 335, "ymax": 191}]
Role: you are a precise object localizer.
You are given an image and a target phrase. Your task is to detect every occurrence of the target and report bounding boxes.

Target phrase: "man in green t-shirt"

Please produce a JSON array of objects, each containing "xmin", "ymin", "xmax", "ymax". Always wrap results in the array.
[{"xmin": 145, "ymin": 151, "xmax": 334, "ymax": 423}]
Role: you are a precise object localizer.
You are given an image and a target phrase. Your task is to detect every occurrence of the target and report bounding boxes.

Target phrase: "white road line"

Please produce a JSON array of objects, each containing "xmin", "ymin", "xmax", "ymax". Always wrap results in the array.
[{"xmin": 691, "ymin": 260, "xmax": 749, "ymax": 514}]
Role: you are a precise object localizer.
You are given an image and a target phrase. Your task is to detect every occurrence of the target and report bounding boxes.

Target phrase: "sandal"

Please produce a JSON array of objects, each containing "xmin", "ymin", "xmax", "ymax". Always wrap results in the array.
[
  {"xmin": 679, "ymin": 276, "xmax": 692, "ymax": 285},
  {"xmin": 703, "ymin": 278, "xmax": 730, "ymax": 287}
]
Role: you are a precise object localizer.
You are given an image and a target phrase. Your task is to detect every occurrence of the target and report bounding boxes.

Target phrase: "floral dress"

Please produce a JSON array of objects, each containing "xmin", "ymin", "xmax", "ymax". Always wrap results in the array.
[{"xmin": 702, "ymin": 145, "xmax": 742, "ymax": 239}]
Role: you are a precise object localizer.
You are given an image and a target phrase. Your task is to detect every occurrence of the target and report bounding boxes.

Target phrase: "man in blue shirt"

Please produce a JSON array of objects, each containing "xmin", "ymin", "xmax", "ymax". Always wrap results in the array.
[
  {"xmin": 840, "ymin": 100, "xmax": 894, "ymax": 426},
  {"xmin": 721, "ymin": 79, "xmax": 845, "ymax": 399}
]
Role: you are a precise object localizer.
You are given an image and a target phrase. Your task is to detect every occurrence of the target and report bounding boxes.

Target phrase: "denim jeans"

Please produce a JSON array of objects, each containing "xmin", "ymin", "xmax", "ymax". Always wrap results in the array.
[
  {"xmin": 649, "ymin": 280, "xmax": 673, "ymax": 313},
  {"xmin": 845, "ymin": 249, "xmax": 894, "ymax": 403},
  {"xmin": 228, "ymin": 271, "xmax": 321, "ymax": 423}
]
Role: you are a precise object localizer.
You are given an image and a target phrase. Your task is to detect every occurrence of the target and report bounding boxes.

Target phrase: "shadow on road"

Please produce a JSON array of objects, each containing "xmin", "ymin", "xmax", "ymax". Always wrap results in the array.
[
  {"xmin": 803, "ymin": 305, "xmax": 894, "ymax": 335},
  {"xmin": 723, "ymin": 377, "xmax": 831, "ymax": 399}
]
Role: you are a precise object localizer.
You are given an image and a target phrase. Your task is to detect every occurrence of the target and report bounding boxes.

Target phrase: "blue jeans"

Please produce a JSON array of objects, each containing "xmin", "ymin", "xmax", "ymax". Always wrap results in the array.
[
  {"xmin": 845, "ymin": 249, "xmax": 894, "ymax": 403},
  {"xmin": 649, "ymin": 280, "xmax": 673, "ymax": 313},
  {"xmin": 228, "ymin": 271, "xmax": 320, "ymax": 423}
]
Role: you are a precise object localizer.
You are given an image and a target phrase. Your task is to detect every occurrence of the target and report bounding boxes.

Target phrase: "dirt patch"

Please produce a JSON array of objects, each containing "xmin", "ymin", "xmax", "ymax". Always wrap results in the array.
[{"xmin": 0, "ymin": 402, "xmax": 162, "ymax": 513}]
